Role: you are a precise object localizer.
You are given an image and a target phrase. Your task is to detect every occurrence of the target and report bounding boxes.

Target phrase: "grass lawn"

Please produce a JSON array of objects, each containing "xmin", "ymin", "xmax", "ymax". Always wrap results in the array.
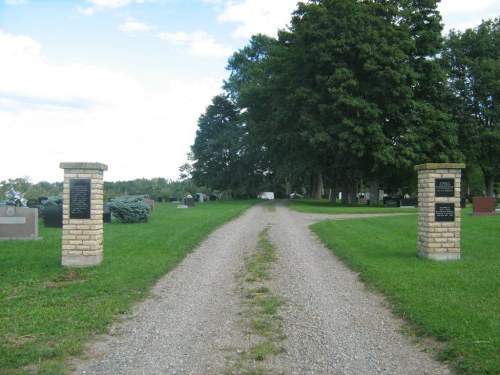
[
  {"xmin": 286, "ymin": 198, "xmax": 418, "ymax": 214},
  {"xmin": 294, "ymin": 200, "xmax": 499, "ymax": 374},
  {"xmin": 0, "ymin": 200, "xmax": 256, "ymax": 375}
]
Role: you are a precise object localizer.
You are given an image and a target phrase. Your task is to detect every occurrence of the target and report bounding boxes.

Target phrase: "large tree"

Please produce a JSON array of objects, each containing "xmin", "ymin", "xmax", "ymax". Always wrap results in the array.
[
  {"xmin": 443, "ymin": 18, "xmax": 500, "ymax": 195},
  {"xmin": 190, "ymin": 95, "xmax": 263, "ymax": 198}
]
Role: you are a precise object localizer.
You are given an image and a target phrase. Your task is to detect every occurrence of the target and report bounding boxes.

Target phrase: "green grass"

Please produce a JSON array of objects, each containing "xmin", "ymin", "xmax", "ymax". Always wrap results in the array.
[
  {"xmin": 241, "ymin": 227, "xmax": 285, "ymax": 362},
  {"xmin": 286, "ymin": 198, "xmax": 418, "ymax": 214},
  {"xmin": 0, "ymin": 200, "xmax": 256, "ymax": 375},
  {"xmin": 306, "ymin": 206, "xmax": 499, "ymax": 375}
]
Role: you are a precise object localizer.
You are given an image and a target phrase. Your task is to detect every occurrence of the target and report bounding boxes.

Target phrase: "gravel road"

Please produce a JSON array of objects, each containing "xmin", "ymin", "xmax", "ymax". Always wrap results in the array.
[{"xmin": 73, "ymin": 202, "xmax": 451, "ymax": 375}]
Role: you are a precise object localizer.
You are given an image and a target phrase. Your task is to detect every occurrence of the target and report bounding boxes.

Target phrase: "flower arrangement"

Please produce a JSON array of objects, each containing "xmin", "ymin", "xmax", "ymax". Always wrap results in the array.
[{"xmin": 4, "ymin": 188, "xmax": 27, "ymax": 207}]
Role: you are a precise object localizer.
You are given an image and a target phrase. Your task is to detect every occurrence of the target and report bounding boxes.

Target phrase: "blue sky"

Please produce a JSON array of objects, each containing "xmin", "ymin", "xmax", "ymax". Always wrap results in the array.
[{"xmin": 0, "ymin": 0, "xmax": 498, "ymax": 183}]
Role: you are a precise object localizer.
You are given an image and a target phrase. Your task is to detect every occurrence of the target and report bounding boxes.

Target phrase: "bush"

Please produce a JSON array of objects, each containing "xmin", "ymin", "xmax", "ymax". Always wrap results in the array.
[{"xmin": 108, "ymin": 196, "xmax": 150, "ymax": 223}]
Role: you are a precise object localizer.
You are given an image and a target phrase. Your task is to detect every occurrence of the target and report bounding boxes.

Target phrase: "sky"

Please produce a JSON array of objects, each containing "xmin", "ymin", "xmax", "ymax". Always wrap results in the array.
[{"xmin": 0, "ymin": 0, "xmax": 498, "ymax": 184}]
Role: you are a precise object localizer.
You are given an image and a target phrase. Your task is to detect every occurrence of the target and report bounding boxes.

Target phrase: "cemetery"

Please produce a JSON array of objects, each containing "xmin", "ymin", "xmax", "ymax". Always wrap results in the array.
[
  {"xmin": 1, "ymin": 168, "xmax": 498, "ymax": 374},
  {"xmin": 0, "ymin": 1, "xmax": 498, "ymax": 373}
]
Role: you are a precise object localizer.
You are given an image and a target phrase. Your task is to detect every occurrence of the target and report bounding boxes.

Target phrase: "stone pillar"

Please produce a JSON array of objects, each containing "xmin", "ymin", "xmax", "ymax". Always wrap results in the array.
[
  {"xmin": 414, "ymin": 163, "xmax": 465, "ymax": 260},
  {"xmin": 60, "ymin": 162, "xmax": 108, "ymax": 267}
]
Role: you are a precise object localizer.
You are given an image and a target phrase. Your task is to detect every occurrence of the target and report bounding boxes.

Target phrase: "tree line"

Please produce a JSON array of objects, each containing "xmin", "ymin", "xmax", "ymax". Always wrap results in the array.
[
  {"xmin": 188, "ymin": 0, "xmax": 499, "ymax": 202},
  {"xmin": 0, "ymin": 177, "xmax": 204, "ymax": 202}
]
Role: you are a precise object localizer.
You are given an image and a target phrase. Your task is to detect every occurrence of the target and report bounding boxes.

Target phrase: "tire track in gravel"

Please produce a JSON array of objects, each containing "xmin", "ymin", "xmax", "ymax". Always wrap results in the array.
[{"xmin": 73, "ymin": 202, "xmax": 451, "ymax": 375}]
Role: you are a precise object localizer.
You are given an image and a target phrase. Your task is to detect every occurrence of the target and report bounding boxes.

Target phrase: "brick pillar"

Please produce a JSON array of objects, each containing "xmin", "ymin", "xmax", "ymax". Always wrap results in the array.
[
  {"xmin": 414, "ymin": 163, "xmax": 465, "ymax": 261},
  {"xmin": 60, "ymin": 162, "xmax": 108, "ymax": 267}
]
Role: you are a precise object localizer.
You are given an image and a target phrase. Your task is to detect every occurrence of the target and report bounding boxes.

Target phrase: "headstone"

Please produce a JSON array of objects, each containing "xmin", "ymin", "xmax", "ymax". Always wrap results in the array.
[
  {"xmin": 385, "ymin": 198, "xmax": 399, "ymax": 207},
  {"xmin": 401, "ymin": 198, "xmax": 418, "ymax": 207},
  {"xmin": 169, "ymin": 197, "xmax": 177, "ymax": 203},
  {"xmin": 183, "ymin": 197, "xmax": 194, "ymax": 207},
  {"xmin": 103, "ymin": 202, "xmax": 111, "ymax": 223},
  {"xmin": 0, "ymin": 206, "xmax": 40, "ymax": 240},
  {"xmin": 27, "ymin": 199, "xmax": 40, "ymax": 208},
  {"xmin": 472, "ymin": 196, "xmax": 496, "ymax": 215},
  {"xmin": 415, "ymin": 163, "xmax": 465, "ymax": 261},
  {"xmin": 44, "ymin": 204, "xmax": 63, "ymax": 228},
  {"xmin": 460, "ymin": 198, "xmax": 467, "ymax": 208}
]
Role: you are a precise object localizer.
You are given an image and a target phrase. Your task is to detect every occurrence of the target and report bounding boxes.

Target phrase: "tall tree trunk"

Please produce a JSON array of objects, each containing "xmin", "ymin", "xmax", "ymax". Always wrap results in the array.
[
  {"xmin": 348, "ymin": 182, "xmax": 357, "ymax": 204},
  {"xmin": 285, "ymin": 178, "xmax": 292, "ymax": 197},
  {"xmin": 315, "ymin": 173, "xmax": 324, "ymax": 199},
  {"xmin": 369, "ymin": 176, "xmax": 380, "ymax": 205},
  {"xmin": 484, "ymin": 172, "xmax": 495, "ymax": 196}
]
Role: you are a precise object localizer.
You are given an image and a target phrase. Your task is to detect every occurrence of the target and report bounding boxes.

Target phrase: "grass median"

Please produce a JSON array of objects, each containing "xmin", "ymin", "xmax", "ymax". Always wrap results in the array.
[
  {"xmin": 0, "ymin": 200, "xmax": 256, "ymax": 375},
  {"xmin": 290, "ymin": 200, "xmax": 499, "ymax": 374}
]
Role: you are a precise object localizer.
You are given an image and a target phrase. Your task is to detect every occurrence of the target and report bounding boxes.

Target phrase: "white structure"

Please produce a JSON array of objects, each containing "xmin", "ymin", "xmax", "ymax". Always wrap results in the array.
[{"xmin": 258, "ymin": 192, "xmax": 275, "ymax": 200}]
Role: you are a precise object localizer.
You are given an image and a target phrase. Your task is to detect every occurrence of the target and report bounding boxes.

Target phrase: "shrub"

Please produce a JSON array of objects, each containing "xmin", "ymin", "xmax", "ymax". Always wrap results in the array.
[{"xmin": 108, "ymin": 196, "xmax": 150, "ymax": 223}]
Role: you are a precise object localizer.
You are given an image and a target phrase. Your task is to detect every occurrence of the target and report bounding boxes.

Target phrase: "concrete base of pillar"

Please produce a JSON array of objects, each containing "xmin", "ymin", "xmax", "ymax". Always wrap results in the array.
[
  {"xmin": 62, "ymin": 254, "xmax": 103, "ymax": 267},
  {"xmin": 419, "ymin": 251, "xmax": 460, "ymax": 261}
]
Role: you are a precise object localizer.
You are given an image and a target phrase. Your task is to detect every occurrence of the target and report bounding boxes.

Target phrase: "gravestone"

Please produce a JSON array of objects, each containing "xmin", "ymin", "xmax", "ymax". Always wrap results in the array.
[
  {"xmin": 0, "ymin": 206, "xmax": 40, "ymax": 240},
  {"xmin": 44, "ymin": 204, "xmax": 63, "ymax": 228},
  {"xmin": 472, "ymin": 196, "xmax": 496, "ymax": 215},
  {"xmin": 183, "ymin": 197, "xmax": 194, "ymax": 207},
  {"xmin": 414, "ymin": 163, "xmax": 465, "ymax": 260},
  {"xmin": 103, "ymin": 203, "xmax": 111, "ymax": 223},
  {"xmin": 60, "ymin": 162, "xmax": 107, "ymax": 267},
  {"xmin": 401, "ymin": 198, "xmax": 418, "ymax": 207},
  {"xmin": 385, "ymin": 198, "xmax": 399, "ymax": 207}
]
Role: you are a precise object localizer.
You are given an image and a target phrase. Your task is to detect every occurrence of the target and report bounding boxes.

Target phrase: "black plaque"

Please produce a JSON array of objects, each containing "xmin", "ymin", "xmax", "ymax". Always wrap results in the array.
[
  {"xmin": 70, "ymin": 179, "xmax": 91, "ymax": 219},
  {"xmin": 435, "ymin": 203, "xmax": 455, "ymax": 222},
  {"xmin": 435, "ymin": 178, "xmax": 455, "ymax": 197}
]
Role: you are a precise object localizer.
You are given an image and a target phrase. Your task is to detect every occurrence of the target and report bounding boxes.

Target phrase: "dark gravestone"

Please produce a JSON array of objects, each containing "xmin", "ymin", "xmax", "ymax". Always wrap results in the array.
[
  {"xmin": 183, "ymin": 197, "xmax": 194, "ymax": 207},
  {"xmin": 157, "ymin": 197, "xmax": 164, "ymax": 202},
  {"xmin": 169, "ymin": 197, "xmax": 177, "ymax": 203},
  {"xmin": 44, "ymin": 204, "xmax": 63, "ymax": 228},
  {"xmin": 103, "ymin": 203, "xmax": 111, "ymax": 223},
  {"xmin": 401, "ymin": 198, "xmax": 418, "ymax": 207},
  {"xmin": 435, "ymin": 203, "xmax": 455, "ymax": 222},
  {"xmin": 210, "ymin": 195, "xmax": 217, "ymax": 201},
  {"xmin": 385, "ymin": 198, "xmax": 399, "ymax": 207},
  {"xmin": 70, "ymin": 179, "xmax": 91, "ymax": 219},
  {"xmin": 27, "ymin": 199, "xmax": 39, "ymax": 208},
  {"xmin": 460, "ymin": 198, "xmax": 467, "ymax": 208}
]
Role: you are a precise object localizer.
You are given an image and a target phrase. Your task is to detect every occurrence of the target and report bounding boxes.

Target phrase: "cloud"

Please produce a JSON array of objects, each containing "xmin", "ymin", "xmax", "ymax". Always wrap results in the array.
[
  {"xmin": 157, "ymin": 31, "xmax": 233, "ymax": 57},
  {"xmin": 5, "ymin": 0, "xmax": 27, "ymax": 5},
  {"xmin": 79, "ymin": 0, "xmax": 158, "ymax": 15},
  {"xmin": 217, "ymin": 0, "xmax": 298, "ymax": 39},
  {"xmin": 439, "ymin": 0, "xmax": 499, "ymax": 31},
  {"xmin": 119, "ymin": 18, "xmax": 156, "ymax": 35},
  {"xmin": 0, "ymin": 30, "xmax": 222, "ymax": 183}
]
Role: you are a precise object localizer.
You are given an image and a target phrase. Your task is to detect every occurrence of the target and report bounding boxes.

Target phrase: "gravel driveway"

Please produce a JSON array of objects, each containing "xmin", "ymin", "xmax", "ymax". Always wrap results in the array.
[{"xmin": 74, "ymin": 202, "xmax": 451, "ymax": 375}]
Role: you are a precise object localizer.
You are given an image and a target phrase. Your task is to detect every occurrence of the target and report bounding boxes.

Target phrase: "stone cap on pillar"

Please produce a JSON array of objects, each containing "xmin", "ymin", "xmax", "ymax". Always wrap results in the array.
[
  {"xmin": 414, "ymin": 163, "xmax": 465, "ymax": 171},
  {"xmin": 60, "ymin": 162, "xmax": 108, "ymax": 171}
]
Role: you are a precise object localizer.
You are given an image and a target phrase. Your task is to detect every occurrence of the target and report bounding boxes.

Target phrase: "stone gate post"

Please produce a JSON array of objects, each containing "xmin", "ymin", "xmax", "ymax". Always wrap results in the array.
[
  {"xmin": 414, "ymin": 163, "xmax": 465, "ymax": 260},
  {"xmin": 60, "ymin": 162, "xmax": 108, "ymax": 267}
]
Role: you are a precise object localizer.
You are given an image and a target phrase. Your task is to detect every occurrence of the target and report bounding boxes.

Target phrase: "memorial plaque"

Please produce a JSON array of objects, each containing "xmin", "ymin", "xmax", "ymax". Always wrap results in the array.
[
  {"xmin": 435, "ymin": 203, "xmax": 455, "ymax": 222},
  {"xmin": 435, "ymin": 178, "xmax": 454, "ymax": 197},
  {"xmin": 70, "ymin": 179, "xmax": 91, "ymax": 219}
]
